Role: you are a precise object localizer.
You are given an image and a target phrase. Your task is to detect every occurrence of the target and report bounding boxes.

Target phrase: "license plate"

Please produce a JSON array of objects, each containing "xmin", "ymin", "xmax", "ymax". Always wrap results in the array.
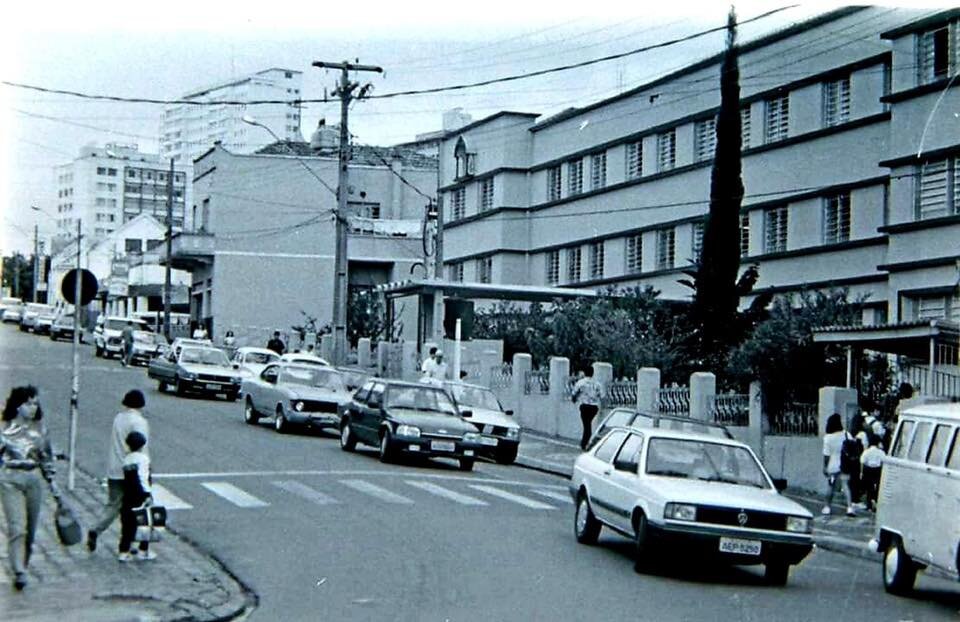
[
  {"xmin": 431, "ymin": 440, "xmax": 456, "ymax": 452},
  {"xmin": 479, "ymin": 437, "xmax": 498, "ymax": 447},
  {"xmin": 719, "ymin": 537, "xmax": 761, "ymax": 555},
  {"xmin": 205, "ymin": 384, "xmax": 222, "ymax": 390}
]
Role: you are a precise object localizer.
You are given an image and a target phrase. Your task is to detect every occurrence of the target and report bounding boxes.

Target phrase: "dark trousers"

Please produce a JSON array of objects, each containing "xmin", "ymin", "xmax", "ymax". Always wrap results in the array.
[
  {"xmin": 861, "ymin": 466, "xmax": 882, "ymax": 509},
  {"xmin": 119, "ymin": 500, "xmax": 149, "ymax": 554},
  {"xmin": 579, "ymin": 404, "xmax": 600, "ymax": 449}
]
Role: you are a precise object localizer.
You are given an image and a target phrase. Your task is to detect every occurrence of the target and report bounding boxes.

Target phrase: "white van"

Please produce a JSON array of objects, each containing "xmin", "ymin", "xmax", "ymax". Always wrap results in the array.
[{"xmin": 873, "ymin": 401, "xmax": 960, "ymax": 595}]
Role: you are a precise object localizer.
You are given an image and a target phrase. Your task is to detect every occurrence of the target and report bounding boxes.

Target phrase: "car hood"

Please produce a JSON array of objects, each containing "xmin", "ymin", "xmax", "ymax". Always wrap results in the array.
[
  {"xmin": 645, "ymin": 477, "xmax": 812, "ymax": 518},
  {"xmin": 179, "ymin": 363, "xmax": 237, "ymax": 377},
  {"xmin": 386, "ymin": 408, "xmax": 475, "ymax": 433},
  {"xmin": 286, "ymin": 385, "xmax": 352, "ymax": 404},
  {"xmin": 462, "ymin": 406, "xmax": 518, "ymax": 430}
]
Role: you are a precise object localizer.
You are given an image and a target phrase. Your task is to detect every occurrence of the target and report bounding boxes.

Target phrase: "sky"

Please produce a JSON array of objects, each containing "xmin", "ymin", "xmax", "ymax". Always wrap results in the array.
[{"xmin": 0, "ymin": 0, "xmax": 949, "ymax": 256}]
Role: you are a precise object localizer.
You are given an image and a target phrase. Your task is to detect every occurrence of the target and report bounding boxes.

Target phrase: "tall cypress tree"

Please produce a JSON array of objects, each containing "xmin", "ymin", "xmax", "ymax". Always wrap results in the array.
[{"xmin": 692, "ymin": 7, "xmax": 744, "ymax": 366}]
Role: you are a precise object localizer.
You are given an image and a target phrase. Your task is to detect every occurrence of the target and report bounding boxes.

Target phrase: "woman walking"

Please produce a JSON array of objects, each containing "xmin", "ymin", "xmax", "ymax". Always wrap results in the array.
[
  {"xmin": 821, "ymin": 412, "xmax": 854, "ymax": 516},
  {"xmin": 0, "ymin": 386, "xmax": 57, "ymax": 590}
]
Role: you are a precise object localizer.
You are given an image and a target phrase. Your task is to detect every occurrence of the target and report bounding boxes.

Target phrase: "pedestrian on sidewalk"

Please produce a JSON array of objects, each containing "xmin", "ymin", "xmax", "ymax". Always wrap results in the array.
[
  {"xmin": 266, "ymin": 331, "xmax": 285, "ymax": 355},
  {"xmin": 847, "ymin": 412, "xmax": 869, "ymax": 508},
  {"xmin": 821, "ymin": 412, "xmax": 854, "ymax": 516},
  {"xmin": 572, "ymin": 367, "xmax": 603, "ymax": 450},
  {"xmin": 118, "ymin": 431, "xmax": 154, "ymax": 562},
  {"xmin": 121, "ymin": 320, "xmax": 135, "ymax": 367},
  {"xmin": 87, "ymin": 390, "xmax": 149, "ymax": 554},
  {"xmin": 860, "ymin": 435, "xmax": 885, "ymax": 512},
  {"xmin": 0, "ymin": 386, "xmax": 58, "ymax": 591}
]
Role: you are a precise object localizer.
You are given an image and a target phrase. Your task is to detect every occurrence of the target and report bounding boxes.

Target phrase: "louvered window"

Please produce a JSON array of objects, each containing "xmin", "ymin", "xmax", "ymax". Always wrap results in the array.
[
  {"xmin": 918, "ymin": 24, "xmax": 956, "ymax": 85},
  {"xmin": 590, "ymin": 152, "xmax": 607, "ymax": 189},
  {"xmin": 568, "ymin": 159, "xmax": 583, "ymax": 196},
  {"xmin": 546, "ymin": 250, "xmax": 560, "ymax": 285},
  {"xmin": 656, "ymin": 228, "xmax": 675, "ymax": 270},
  {"xmin": 448, "ymin": 262, "xmax": 464, "ymax": 282},
  {"xmin": 823, "ymin": 193, "xmax": 851, "ymax": 243},
  {"xmin": 823, "ymin": 76, "xmax": 851, "ymax": 127},
  {"xmin": 765, "ymin": 94, "xmax": 789, "ymax": 143},
  {"xmin": 626, "ymin": 141, "xmax": 643, "ymax": 179},
  {"xmin": 917, "ymin": 159, "xmax": 955, "ymax": 220},
  {"xmin": 589, "ymin": 242, "xmax": 604, "ymax": 279},
  {"xmin": 566, "ymin": 246, "xmax": 582, "ymax": 283},
  {"xmin": 626, "ymin": 235, "xmax": 643, "ymax": 274},
  {"xmin": 478, "ymin": 256, "xmax": 492, "ymax": 284},
  {"xmin": 740, "ymin": 105, "xmax": 751, "ymax": 149},
  {"xmin": 692, "ymin": 222, "xmax": 705, "ymax": 263},
  {"xmin": 695, "ymin": 117, "xmax": 717, "ymax": 162},
  {"xmin": 739, "ymin": 214, "xmax": 750, "ymax": 257},
  {"xmin": 547, "ymin": 166, "xmax": 562, "ymax": 201},
  {"xmin": 658, "ymin": 130, "xmax": 676, "ymax": 172},
  {"xmin": 451, "ymin": 188, "xmax": 466, "ymax": 220},
  {"xmin": 479, "ymin": 178, "xmax": 494, "ymax": 212},
  {"xmin": 764, "ymin": 207, "xmax": 788, "ymax": 253}
]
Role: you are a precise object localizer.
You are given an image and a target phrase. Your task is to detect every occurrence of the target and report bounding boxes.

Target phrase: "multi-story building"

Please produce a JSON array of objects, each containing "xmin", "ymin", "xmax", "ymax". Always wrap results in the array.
[
  {"xmin": 438, "ymin": 6, "xmax": 960, "ymax": 329},
  {"xmin": 53, "ymin": 143, "xmax": 190, "ymax": 250},
  {"xmin": 159, "ymin": 68, "xmax": 304, "ymax": 164},
  {"xmin": 166, "ymin": 138, "xmax": 437, "ymax": 344}
]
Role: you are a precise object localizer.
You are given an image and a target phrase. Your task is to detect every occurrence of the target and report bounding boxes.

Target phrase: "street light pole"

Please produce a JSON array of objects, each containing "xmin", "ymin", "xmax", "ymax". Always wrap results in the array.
[
  {"xmin": 164, "ymin": 158, "xmax": 173, "ymax": 342},
  {"xmin": 33, "ymin": 223, "xmax": 39, "ymax": 302}
]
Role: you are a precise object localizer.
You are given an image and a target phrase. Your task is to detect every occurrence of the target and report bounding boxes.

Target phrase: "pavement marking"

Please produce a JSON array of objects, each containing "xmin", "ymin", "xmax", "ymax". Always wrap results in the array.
[
  {"xmin": 201, "ymin": 482, "xmax": 270, "ymax": 508},
  {"xmin": 150, "ymin": 483, "xmax": 193, "ymax": 510},
  {"xmin": 340, "ymin": 479, "xmax": 414, "ymax": 504},
  {"xmin": 404, "ymin": 480, "xmax": 488, "ymax": 506},
  {"xmin": 271, "ymin": 480, "xmax": 339, "ymax": 505},
  {"xmin": 530, "ymin": 488, "xmax": 574, "ymax": 504},
  {"xmin": 468, "ymin": 485, "xmax": 556, "ymax": 510}
]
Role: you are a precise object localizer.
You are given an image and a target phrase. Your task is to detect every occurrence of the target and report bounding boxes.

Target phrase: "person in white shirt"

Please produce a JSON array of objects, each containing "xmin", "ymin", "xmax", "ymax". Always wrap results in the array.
[
  {"xmin": 118, "ymin": 431, "xmax": 154, "ymax": 562},
  {"xmin": 860, "ymin": 437, "xmax": 885, "ymax": 512},
  {"xmin": 192, "ymin": 325, "xmax": 208, "ymax": 340},
  {"xmin": 821, "ymin": 413, "xmax": 853, "ymax": 516},
  {"xmin": 420, "ymin": 347, "xmax": 438, "ymax": 379}
]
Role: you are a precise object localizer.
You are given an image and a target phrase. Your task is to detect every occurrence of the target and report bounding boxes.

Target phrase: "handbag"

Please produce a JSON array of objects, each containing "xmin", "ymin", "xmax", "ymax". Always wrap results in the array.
[
  {"xmin": 133, "ymin": 504, "xmax": 167, "ymax": 543},
  {"xmin": 54, "ymin": 499, "xmax": 83, "ymax": 546}
]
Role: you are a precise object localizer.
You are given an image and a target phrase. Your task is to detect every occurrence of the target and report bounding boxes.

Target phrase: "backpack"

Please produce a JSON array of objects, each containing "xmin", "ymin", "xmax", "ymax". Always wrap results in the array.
[{"xmin": 839, "ymin": 432, "xmax": 863, "ymax": 474}]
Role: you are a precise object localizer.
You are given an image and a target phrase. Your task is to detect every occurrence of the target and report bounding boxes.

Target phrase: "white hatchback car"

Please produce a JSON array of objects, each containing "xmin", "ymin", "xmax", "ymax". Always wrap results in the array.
[{"xmin": 570, "ymin": 427, "xmax": 814, "ymax": 585}]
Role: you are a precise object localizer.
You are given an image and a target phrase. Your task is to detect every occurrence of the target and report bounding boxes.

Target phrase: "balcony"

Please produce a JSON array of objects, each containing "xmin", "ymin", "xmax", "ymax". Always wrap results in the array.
[
  {"xmin": 162, "ymin": 232, "xmax": 214, "ymax": 271},
  {"xmin": 347, "ymin": 218, "xmax": 422, "ymax": 262}
]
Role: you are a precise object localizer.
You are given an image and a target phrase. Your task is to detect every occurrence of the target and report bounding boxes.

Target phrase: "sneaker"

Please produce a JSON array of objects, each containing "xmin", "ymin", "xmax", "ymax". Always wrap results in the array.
[
  {"xmin": 117, "ymin": 552, "xmax": 133, "ymax": 562},
  {"xmin": 821, "ymin": 506, "xmax": 831, "ymax": 515},
  {"xmin": 846, "ymin": 506, "xmax": 856, "ymax": 517},
  {"xmin": 86, "ymin": 530, "xmax": 98, "ymax": 552},
  {"xmin": 13, "ymin": 572, "xmax": 26, "ymax": 591},
  {"xmin": 135, "ymin": 550, "xmax": 157, "ymax": 561}
]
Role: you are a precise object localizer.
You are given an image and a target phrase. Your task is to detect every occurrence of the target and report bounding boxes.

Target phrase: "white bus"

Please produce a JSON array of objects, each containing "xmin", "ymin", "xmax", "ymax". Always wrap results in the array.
[{"xmin": 874, "ymin": 401, "xmax": 960, "ymax": 595}]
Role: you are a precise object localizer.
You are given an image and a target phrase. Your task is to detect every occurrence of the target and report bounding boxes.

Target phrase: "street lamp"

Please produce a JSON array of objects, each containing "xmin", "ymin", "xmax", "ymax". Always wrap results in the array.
[{"xmin": 29, "ymin": 205, "xmax": 55, "ymax": 303}]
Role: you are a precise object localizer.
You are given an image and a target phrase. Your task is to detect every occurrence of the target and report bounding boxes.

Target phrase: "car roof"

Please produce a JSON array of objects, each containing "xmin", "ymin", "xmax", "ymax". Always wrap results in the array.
[
  {"xmin": 443, "ymin": 381, "xmax": 492, "ymax": 391},
  {"xmin": 373, "ymin": 379, "xmax": 447, "ymax": 390},
  {"xmin": 238, "ymin": 347, "xmax": 278, "ymax": 355},
  {"xmin": 902, "ymin": 401, "xmax": 960, "ymax": 420},
  {"xmin": 278, "ymin": 362, "xmax": 341, "ymax": 374},
  {"xmin": 606, "ymin": 425, "xmax": 747, "ymax": 447}
]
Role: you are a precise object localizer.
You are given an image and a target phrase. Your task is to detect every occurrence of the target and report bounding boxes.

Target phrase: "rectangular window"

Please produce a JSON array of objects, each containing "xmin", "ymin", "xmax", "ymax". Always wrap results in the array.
[
  {"xmin": 692, "ymin": 222, "xmax": 705, "ymax": 263},
  {"xmin": 547, "ymin": 166, "xmax": 562, "ymax": 201},
  {"xmin": 566, "ymin": 246, "xmax": 582, "ymax": 283},
  {"xmin": 97, "ymin": 167, "xmax": 106, "ymax": 175},
  {"xmin": 764, "ymin": 206, "xmax": 789, "ymax": 253},
  {"xmin": 626, "ymin": 235, "xmax": 643, "ymax": 274},
  {"xmin": 695, "ymin": 117, "xmax": 717, "ymax": 162},
  {"xmin": 107, "ymin": 168, "xmax": 117, "ymax": 177},
  {"xmin": 916, "ymin": 158, "xmax": 960, "ymax": 220},
  {"xmin": 914, "ymin": 293, "xmax": 960, "ymax": 321},
  {"xmin": 125, "ymin": 239, "xmax": 143, "ymax": 254},
  {"xmin": 657, "ymin": 130, "xmax": 676, "ymax": 172},
  {"xmin": 478, "ymin": 256, "xmax": 492, "ymax": 284},
  {"xmin": 765, "ymin": 94, "xmax": 790, "ymax": 143},
  {"xmin": 590, "ymin": 152, "xmax": 607, "ymax": 190},
  {"xmin": 451, "ymin": 188, "xmax": 466, "ymax": 220},
  {"xmin": 918, "ymin": 24, "xmax": 955, "ymax": 85},
  {"xmin": 740, "ymin": 105, "xmax": 751, "ymax": 149},
  {"xmin": 447, "ymin": 262, "xmax": 464, "ymax": 282},
  {"xmin": 546, "ymin": 250, "xmax": 560, "ymax": 285},
  {"xmin": 479, "ymin": 178, "xmax": 494, "ymax": 212},
  {"xmin": 823, "ymin": 193, "xmax": 851, "ymax": 244},
  {"xmin": 146, "ymin": 239, "xmax": 163, "ymax": 251},
  {"xmin": 589, "ymin": 242, "xmax": 604, "ymax": 279},
  {"xmin": 567, "ymin": 159, "xmax": 583, "ymax": 196},
  {"xmin": 626, "ymin": 141, "xmax": 643, "ymax": 179},
  {"xmin": 656, "ymin": 229, "xmax": 675, "ymax": 270},
  {"xmin": 823, "ymin": 76, "xmax": 851, "ymax": 127},
  {"xmin": 739, "ymin": 213, "xmax": 750, "ymax": 257}
]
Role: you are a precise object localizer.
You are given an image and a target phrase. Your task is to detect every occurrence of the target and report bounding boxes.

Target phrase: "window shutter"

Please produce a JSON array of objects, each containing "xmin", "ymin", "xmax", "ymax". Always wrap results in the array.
[{"xmin": 919, "ymin": 159, "xmax": 948, "ymax": 219}]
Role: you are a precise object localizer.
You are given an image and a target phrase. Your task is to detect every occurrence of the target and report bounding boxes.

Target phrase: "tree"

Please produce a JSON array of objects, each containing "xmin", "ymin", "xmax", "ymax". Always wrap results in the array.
[
  {"xmin": 2, "ymin": 253, "xmax": 33, "ymax": 299},
  {"xmin": 347, "ymin": 287, "xmax": 385, "ymax": 346}
]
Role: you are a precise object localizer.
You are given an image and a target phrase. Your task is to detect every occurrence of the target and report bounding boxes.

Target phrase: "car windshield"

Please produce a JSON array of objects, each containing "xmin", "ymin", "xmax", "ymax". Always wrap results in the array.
[
  {"xmin": 386, "ymin": 386, "xmax": 458, "ymax": 415},
  {"xmin": 180, "ymin": 348, "xmax": 229, "ymax": 366},
  {"xmin": 106, "ymin": 319, "xmax": 149, "ymax": 331},
  {"xmin": 280, "ymin": 367, "xmax": 345, "ymax": 390},
  {"xmin": 55, "ymin": 316, "xmax": 75, "ymax": 326},
  {"xmin": 26, "ymin": 304, "xmax": 54, "ymax": 314},
  {"xmin": 645, "ymin": 438, "xmax": 768, "ymax": 489},
  {"xmin": 447, "ymin": 385, "xmax": 501, "ymax": 411},
  {"xmin": 246, "ymin": 352, "xmax": 279, "ymax": 365}
]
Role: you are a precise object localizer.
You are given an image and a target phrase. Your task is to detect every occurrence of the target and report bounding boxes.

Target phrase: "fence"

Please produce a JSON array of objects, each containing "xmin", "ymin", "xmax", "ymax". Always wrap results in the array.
[
  {"xmin": 489, "ymin": 363, "xmax": 513, "ymax": 389},
  {"xmin": 524, "ymin": 369, "xmax": 550, "ymax": 395},
  {"xmin": 658, "ymin": 386, "xmax": 690, "ymax": 417},
  {"xmin": 768, "ymin": 402, "xmax": 818, "ymax": 436},
  {"xmin": 604, "ymin": 378, "xmax": 638, "ymax": 407},
  {"xmin": 902, "ymin": 363, "xmax": 960, "ymax": 400},
  {"xmin": 711, "ymin": 393, "xmax": 750, "ymax": 426}
]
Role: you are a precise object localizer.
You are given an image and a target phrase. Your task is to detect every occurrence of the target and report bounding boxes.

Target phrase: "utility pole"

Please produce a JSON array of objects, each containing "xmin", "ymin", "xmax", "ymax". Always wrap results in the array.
[
  {"xmin": 312, "ymin": 60, "xmax": 382, "ymax": 366},
  {"xmin": 68, "ymin": 218, "xmax": 81, "ymax": 490},
  {"xmin": 163, "ymin": 158, "xmax": 174, "ymax": 342},
  {"xmin": 32, "ymin": 224, "xmax": 39, "ymax": 302}
]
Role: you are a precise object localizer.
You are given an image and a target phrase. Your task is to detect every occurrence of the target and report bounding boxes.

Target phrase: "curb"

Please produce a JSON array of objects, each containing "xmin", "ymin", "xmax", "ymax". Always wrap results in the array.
[
  {"xmin": 814, "ymin": 535, "xmax": 880, "ymax": 564},
  {"xmin": 514, "ymin": 455, "xmax": 572, "ymax": 479}
]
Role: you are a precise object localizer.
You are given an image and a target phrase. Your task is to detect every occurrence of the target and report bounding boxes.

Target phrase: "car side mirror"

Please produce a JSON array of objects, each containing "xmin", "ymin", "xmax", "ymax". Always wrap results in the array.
[
  {"xmin": 460, "ymin": 409, "xmax": 473, "ymax": 418},
  {"xmin": 232, "ymin": 363, "xmax": 240, "ymax": 370},
  {"xmin": 504, "ymin": 409, "xmax": 514, "ymax": 416},
  {"xmin": 772, "ymin": 478, "xmax": 788, "ymax": 492},
  {"xmin": 368, "ymin": 397, "xmax": 382, "ymax": 409}
]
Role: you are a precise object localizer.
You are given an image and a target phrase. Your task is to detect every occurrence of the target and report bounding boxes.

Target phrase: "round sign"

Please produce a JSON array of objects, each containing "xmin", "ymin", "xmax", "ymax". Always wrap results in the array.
[{"xmin": 60, "ymin": 269, "xmax": 99, "ymax": 306}]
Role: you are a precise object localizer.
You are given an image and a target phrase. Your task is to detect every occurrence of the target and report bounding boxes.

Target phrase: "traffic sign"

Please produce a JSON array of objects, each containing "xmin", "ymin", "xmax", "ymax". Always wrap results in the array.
[{"xmin": 60, "ymin": 269, "xmax": 98, "ymax": 305}]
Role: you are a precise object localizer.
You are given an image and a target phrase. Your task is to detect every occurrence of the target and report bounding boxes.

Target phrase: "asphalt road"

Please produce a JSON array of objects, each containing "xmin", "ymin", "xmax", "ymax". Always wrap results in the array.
[{"xmin": 2, "ymin": 325, "xmax": 959, "ymax": 621}]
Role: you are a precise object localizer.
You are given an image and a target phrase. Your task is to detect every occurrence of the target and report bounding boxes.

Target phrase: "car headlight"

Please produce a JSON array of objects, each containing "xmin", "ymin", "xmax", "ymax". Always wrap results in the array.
[
  {"xmin": 505, "ymin": 427, "xmax": 520, "ymax": 439},
  {"xmin": 664, "ymin": 503, "xmax": 698, "ymax": 521},
  {"xmin": 293, "ymin": 401, "xmax": 304, "ymax": 412},
  {"xmin": 181, "ymin": 371, "xmax": 197, "ymax": 381},
  {"xmin": 785, "ymin": 516, "xmax": 812, "ymax": 533},
  {"xmin": 462, "ymin": 432, "xmax": 481, "ymax": 443},
  {"xmin": 395, "ymin": 425, "xmax": 421, "ymax": 437}
]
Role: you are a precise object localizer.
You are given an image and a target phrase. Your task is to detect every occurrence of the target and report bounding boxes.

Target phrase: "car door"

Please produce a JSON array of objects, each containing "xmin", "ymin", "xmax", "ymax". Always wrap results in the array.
[
  {"xmin": 607, "ymin": 433, "xmax": 645, "ymax": 533},
  {"xmin": 344, "ymin": 382, "xmax": 373, "ymax": 440},
  {"xmin": 922, "ymin": 423, "xmax": 955, "ymax": 570},
  {"xmin": 585, "ymin": 430, "xmax": 629, "ymax": 526},
  {"xmin": 361, "ymin": 383, "xmax": 387, "ymax": 441},
  {"xmin": 254, "ymin": 365, "xmax": 281, "ymax": 414}
]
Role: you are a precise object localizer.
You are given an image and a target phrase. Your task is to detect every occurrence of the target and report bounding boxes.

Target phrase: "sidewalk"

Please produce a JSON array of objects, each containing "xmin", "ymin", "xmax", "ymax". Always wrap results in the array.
[
  {"xmin": 0, "ymin": 466, "xmax": 255, "ymax": 622},
  {"xmin": 515, "ymin": 430, "xmax": 879, "ymax": 563}
]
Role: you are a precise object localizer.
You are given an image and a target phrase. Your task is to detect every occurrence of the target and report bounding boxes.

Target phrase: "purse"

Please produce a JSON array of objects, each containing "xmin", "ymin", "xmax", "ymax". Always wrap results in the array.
[
  {"xmin": 133, "ymin": 504, "xmax": 167, "ymax": 543},
  {"xmin": 54, "ymin": 499, "xmax": 83, "ymax": 546}
]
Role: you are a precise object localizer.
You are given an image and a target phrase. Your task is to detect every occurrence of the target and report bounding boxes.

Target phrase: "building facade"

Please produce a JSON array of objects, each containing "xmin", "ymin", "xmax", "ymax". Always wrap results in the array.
[
  {"xmin": 159, "ymin": 68, "xmax": 304, "ymax": 164},
  {"xmin": 437, "ymin": 7, "xmax": 960, "ymax": 327}
]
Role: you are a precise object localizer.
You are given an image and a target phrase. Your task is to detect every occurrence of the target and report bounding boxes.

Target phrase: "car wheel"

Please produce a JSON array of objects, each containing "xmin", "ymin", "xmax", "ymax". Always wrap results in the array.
[
  {"xmin": 95, "ymin": 344, "xmax": 104, "ymax": 357},
  {"xmin": 379, "ymin": 430, "xmax": 395, "ymax": 463},
  {"xmin": 274, "ymin": 406, "xmax": 290, "ymax": 433},
  {"xmin": 226, "ymin": 392, "xmax": 239, "ymax": 402},
  {"xmin": 883, "ymin": 538, "xmax": 918, "ymax": 595},
  {"xmin": 244, "ymin": 398, "xmax": 259, "ymax": 425},
  {"xmin": 764, "ymin": 562, "xmax": 790, "ymax": 586},
  {"xmin": 458, "ymin": 457, "xmax": 475, "ymax": 472},
  {"xmin": 49, "ymin": 333, "xmax": 56, "ymax": 341},
  {"xmin": 574, "ymin": 492, "xmax": 601, "ymax": 545},
  {"xmin": 175, "ymin": 377, "xmax": 186, "ymax": 396},
  {"xmin": 157, "ymin": 379, "xmax": 167, "ymax": 393},
  {"xmin": 495, "ymin": 445, "xmax": 519, "ymax": 465},
  {"xmin": 633, "ymin": 511, "xmax": 649, "ymax": 573},
  {"xmin": 340, "ymin": 421, "xmax": 357, "ymax": 452}
]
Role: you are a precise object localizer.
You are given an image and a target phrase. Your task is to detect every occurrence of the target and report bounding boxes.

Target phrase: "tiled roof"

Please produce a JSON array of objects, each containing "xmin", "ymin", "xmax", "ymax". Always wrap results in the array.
[{"xmin": 255, "ymin": 141, "xmax": 438, "ymax": 169}]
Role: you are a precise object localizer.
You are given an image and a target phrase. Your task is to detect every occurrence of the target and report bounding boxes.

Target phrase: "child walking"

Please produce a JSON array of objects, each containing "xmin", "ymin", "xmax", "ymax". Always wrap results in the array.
[
  {"xmin": 860, "ymin": 435, "xmax": 885, "ymax": 512},
  {"xmin": 118, "ymin": 431, "xmax": 155, "ymax": 562}
]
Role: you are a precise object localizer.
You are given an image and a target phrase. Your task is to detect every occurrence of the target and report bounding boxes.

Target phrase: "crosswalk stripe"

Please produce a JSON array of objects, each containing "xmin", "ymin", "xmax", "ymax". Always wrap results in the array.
[
  {"xmin": 340, "ymin": 479, "xmax": 414, "ymax": 504},
  {"xmin": 467, "ymin": 485, "xmax": 556, "ymax": 510},
  {"xmin": 151, "ymin": 483, "xmax": 193, "ymax": 510},
  {"xmin": 404, "ymin": 480, "xmax": 488, "ymax": 506},
  {"xmin": 531, "ymin": 489, "xmax": 574, "ymax": 504},
  {"xmin": 201, "ymin": 482, "xmax": 269, "ymax": 508},
  {"xmin": 271, "ymin": 481, "xmax": 339, "ymax": 505}
]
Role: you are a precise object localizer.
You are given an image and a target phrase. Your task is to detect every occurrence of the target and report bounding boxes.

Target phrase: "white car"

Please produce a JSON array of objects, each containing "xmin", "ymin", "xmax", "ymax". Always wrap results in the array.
[
  {"xmin": 20, "ymin": 303, "xmax": 55, "ymax": 332},
  {"xmin": 1, "ymin": 297, "xmax": 23, "ymax": 323},
  {"xmin": 279, "ymin": 352, "xmax": 331, "ymax": 366},
  {"xmin": 94, "ymin": 316, "xmax": 151, "ymax": 358},
  {"xmin": 443, "ymin": 381, "xmax": 521, "ymax": 464},
  {"xmin": 231, "ymin": 347, "xmax": 281, "ymax": 379},
  {"xmin": 570, "ymin": 427, "xmax": 813, "ymax": 585}
]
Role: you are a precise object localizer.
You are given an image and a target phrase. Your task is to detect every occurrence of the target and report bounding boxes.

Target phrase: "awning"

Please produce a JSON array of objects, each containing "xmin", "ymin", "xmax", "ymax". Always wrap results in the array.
[
  {"xmin": 812, "ymin": 319, "xmax": 959, "ymax": 359},
  {"xmin": 376, "ymin": 278, "xmax": 598, "ymax": 302}
]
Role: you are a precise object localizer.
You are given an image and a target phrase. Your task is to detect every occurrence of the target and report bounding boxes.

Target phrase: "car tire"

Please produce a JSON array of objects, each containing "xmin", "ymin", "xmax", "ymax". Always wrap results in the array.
[
  {"xmin": 495, "ymin": 445, "xmax": 519, "ymax": 465},
  {"xmin": 458, "ymin": 457, "xmax": 475, "ymax": 472},
  {"xmin": 633, "ymin": 511, "xmax": 649, "ymax": 573},
  {"xmin": 244, "ymin": 398, "xmax": 260, "ymax": 425},
  {"xmin": 574, "ymin": 493, "xmax": 601, "ymax": 545},
  {"xmin": 883, "ymin": 538, "xmax": 918, "ymax": 595},
  {"xmin": 379, "ymin": 430, "xmax": 395, "ymax": 463},
  {"xmin": 340, "ymin": 421, "xmax": 357, "ymax": 452},
  {"xmin": 157, "ymin": 379, "xmax": 167, "ymax": 393},
  {"xmin": 275, "ymin": 406, "xmax": 288, "ymax": 433},
  {"xmin": 175, "ymin": 377, "xmax": 186, "ymax": 396},
  {"xmin": 95, "ymin": 344, "xmax": 104, "ymax": 357},
  {"xmin": 49, "ymin": 333, "xmax": 56, "ymax": 341},
  {"xmin": 226, "ymin": 392, "xmax": 239, "ymax": 402},
  {"xmin": 764, "ymin": 562, "xmax": 790, "ymax": 586}
]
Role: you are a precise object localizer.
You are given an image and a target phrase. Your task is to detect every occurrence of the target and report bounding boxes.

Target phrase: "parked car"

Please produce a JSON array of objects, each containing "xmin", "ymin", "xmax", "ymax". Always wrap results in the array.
[
  {"xmin": 0, "ymin": 297, "xmax": 23, "ymax": 323},
  {"xmin": 231, "ymin": 347, "xmax": 281, "ymax": 379},
  {"xmin": 19, "ymin": 303, "xmax": 55, "ymax": 332},
  {"xmin": 586, "ymin": 407, "xmax": 734, "ymax": 450},
  {"xmin": 2, "ymin": 301, "xmax": 24, "ymax": 324},
  {"xmin": 339, "ymin": 379, "xmax": 484, "ymax": 471},
  {"xmin": 871, "ymin": 401, "xmax": 960, "ymax": 595},
  {"xmin": 570, "ymin": 427, "xmax": 813, "ymax": 585},
  {"xmin": 242, "ymin": 363, "xmax": 353, "ymax": 433},
  {"xmin": 49, "ymin": 313, "xmax": 82, "ymax": 342},
  {"xmin": 169, "ymin": 337, "xmax": 213, "ymax": 357},
  {"xmin": 33, "ymin": 309, "xmax": 57, "ymax": 335},
  {"xmin": 279, "ymin": 352, "xmax": 331, "ymax": 366},
  {"xmin": 147, "ymin": 345, "xmax": 242, "ymax": 400},
  {"xmin": 129, "ymin": 330, "xmax": 168, "ymax": 366},
  {"xmin": 443, "ymin": 381, "xmax": 521, "ymax": 464},
  {"xmin": 94, "ymin": 316, "xmax": 151, "ymax": 358}
]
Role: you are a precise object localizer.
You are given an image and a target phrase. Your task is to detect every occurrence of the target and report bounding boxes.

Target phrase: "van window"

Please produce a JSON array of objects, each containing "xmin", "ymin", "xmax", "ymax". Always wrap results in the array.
[
  {"xmin": 927, "ymin": 424, "xmax": 954, "ymax": 466},
  {"xmin": 907, "ymin": 422, "xmax": 933, "ymax": 462},
  {"xmin": 947, "ymin": 432, "xmax": 960, "ymax": 470},
  {"xmin": 891, "ymin": 420, "xmax": 914, "ymax": 459}
]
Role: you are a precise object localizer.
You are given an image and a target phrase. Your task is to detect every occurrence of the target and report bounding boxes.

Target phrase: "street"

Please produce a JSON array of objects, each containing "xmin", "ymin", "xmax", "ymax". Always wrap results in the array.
[{"xmin": 1, "ymin": 326, "xmax": 959, "ymax": 621}]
